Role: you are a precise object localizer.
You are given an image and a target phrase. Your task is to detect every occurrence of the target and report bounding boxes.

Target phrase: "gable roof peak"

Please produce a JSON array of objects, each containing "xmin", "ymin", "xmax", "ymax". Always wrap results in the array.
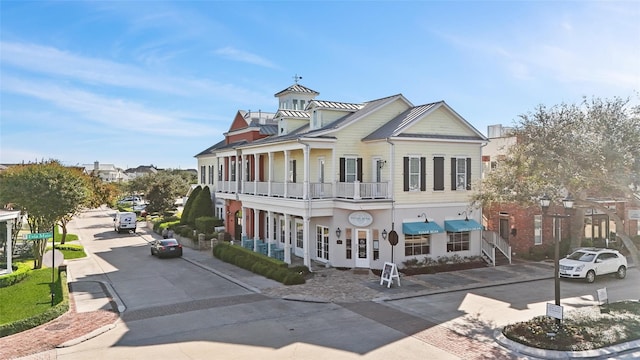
[{"xmin": 274, "ymin": 83, "xmax": 320, "ymax": 97}]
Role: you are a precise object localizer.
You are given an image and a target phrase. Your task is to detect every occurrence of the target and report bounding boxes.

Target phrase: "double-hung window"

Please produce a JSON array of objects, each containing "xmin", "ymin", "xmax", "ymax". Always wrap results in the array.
[
  {"xmin": 345, "ymin": 158, "xmax": 357, "ymax": 182},
  {"xmin": 451, "ymin": 157, "xmax": 472, "ymax": 190},
  {"xmin": 403, "ymin": 156, "xmax": 426, "ymax": 191}
]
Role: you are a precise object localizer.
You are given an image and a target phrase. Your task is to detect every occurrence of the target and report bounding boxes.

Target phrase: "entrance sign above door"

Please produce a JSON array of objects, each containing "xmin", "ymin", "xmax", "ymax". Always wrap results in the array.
[{"xmin": 349, "ymin": 211, "xmax": 373, "ymax": 227}]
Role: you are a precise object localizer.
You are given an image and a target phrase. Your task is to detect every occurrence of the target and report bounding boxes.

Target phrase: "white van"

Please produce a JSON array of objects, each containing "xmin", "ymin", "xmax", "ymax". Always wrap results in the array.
[{"xmin": 114, "ymin": 212, "xmax": 137, "ymax": 233}]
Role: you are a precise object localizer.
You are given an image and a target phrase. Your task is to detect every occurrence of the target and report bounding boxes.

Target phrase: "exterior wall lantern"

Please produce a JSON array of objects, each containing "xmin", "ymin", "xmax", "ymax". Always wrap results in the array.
[{"xmin": 335, "ymin": 227, "xmax": 341, "ymax": 239}]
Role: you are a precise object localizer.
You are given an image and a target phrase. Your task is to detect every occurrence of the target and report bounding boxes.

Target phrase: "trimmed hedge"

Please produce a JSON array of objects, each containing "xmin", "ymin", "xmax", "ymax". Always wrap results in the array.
[
  {"xmin": 180, "ymin": 186, "xmax": 202, "ymax": 225},
  {"xmin": 213, "ymin": 243, "xmax": 305, "ymax": 285},
  {"xmin": 0, "ymin": 262, "xmax": 32, "ymax": 288},
  {"xmin": 195, "ymin": 216, "xmax": 222, "ymax": 234},
  {"xmin": 52, "ymin": 243, "xmax": 84, "ymax": 252},
  {"xmin": 188, "ymin": 187, "xmax": 213, "ymax": 225},
  {"xmin": 0, "ymin": 271, "xmax": 70, "ymax": 337}
]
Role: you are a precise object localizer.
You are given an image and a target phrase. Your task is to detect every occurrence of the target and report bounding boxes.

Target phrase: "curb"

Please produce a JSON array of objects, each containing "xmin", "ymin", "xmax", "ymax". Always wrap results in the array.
[
  {"xmin": 57, "ymin": 322, "xmax": 119, "ymax": 348},
  {"xmin": 381, "ymin": 275, "xmax": 554, "ymax": 302},
  {"xmin": 100, "ymin": 280, "xmax": 126, "ymax": 313},
  {"xmin": 181, "ymin": 256, "xmax": 262, "ymax": 294},
  {"xmin": 494, "ymin": 329, "xmax": 640, "ymax": 359}
]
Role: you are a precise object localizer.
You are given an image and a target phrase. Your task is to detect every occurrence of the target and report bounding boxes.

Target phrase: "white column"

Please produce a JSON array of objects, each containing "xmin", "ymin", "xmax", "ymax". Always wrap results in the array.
[
  {"xmin": 303, "ymin": 145, "xmax": 309, "ymax": 200},
  {"xmin": 253, "ymin": 154, "xmax": 259, "ymax": 194},
  {"xmin": 241, "ymin": 206, "xmax": 247, "ymax": 240},
  {"xmin": 284, "ymin": 151, "xmax": 289, "ymax": 198},
  {"xmin": 253, "ymin": 208, "xmax": 260, "ymax": 251},
  {"xmin": 284, "ymin": 214, "xmax": 291, "ymax": 264},
  {"xmin": 226, "ymin": 157, "xmax": 231, "ymax": 192},
  {"xmin": 267, "ymin": 211, "xmax": 273, "ymax": 257},
  {"xmin": 268, "ymin": 152, "xmax": 273, "ymax": 197},
  {"xmin": 237, "ymin": 153, "xmax": 243, "ymax": 194},
  {"xmin": 332, "ymin": 149, "xmax": 337, "ymax": 198},
  {"xmin": 5, "ymin": 219, "xmax": 13, "ymax": 274},
  {"xmin": 303, "ymin": 216, "xmax": 310, "ymax": 268}
]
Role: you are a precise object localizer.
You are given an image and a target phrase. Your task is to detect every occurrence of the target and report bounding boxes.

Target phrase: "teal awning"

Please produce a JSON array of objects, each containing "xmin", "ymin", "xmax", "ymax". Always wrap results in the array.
[
  {"xmin": 402, "ymin": 222, "xmax": 444, "ymax": 235},
  {"xmin": 444, "ymin": 219, "xmax": 483, "ymax": 232}
]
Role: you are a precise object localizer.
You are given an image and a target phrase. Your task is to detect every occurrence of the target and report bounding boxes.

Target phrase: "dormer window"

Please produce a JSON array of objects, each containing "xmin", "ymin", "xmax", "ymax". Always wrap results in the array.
[{"xmin": 293, "ymin": 99, "xmax": 298, "ymax": 109}]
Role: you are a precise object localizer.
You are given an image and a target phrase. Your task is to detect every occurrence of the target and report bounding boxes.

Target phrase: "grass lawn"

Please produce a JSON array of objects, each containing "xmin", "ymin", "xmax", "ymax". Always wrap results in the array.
[
  {"xmin": 503, "ymin": 301, "xmax": 640, "ymax": 351},
  {"xmin": 47, "ymin": 243, "xmax": 87, "ymax": 260},
  {"xmin": 0, "ymin": 268, "xmax": 64, "ymax": 325}
]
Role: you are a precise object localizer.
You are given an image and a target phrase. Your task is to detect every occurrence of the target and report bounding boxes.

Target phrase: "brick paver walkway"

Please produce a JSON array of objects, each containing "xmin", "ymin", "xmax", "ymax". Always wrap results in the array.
[{"xmin": 0, "ymin": 292, "xmax": 118, "ymax": 359}]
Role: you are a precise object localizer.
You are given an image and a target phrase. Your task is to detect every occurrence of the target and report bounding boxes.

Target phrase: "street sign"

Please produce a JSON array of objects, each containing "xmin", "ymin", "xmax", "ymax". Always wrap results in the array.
[{"xmin": 24, "ymin": 232, "xmax": 53, "ymax": 240}]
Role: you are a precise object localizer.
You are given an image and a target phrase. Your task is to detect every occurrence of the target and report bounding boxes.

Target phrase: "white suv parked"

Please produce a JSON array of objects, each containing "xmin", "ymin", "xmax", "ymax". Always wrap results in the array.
[{"xmin": 559, "ymin": 248, "xmax": 627, "ymax": 283}]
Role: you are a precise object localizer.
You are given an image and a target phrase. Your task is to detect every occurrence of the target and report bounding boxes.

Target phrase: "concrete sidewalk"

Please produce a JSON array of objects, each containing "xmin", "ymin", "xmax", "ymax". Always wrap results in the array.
[
  {"xmin": 5, "ymin": 222, "xmax": 635, "ymax": 359},
  {"xmin": 179, "ymin": 244, "xmax": 555, "ymax": 303}
]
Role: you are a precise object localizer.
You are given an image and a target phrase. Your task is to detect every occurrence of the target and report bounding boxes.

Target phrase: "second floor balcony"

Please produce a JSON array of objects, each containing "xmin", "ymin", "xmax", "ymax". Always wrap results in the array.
[{"xmin": 217, "ymin": 180, "xmax": 389, "ymax": 200}]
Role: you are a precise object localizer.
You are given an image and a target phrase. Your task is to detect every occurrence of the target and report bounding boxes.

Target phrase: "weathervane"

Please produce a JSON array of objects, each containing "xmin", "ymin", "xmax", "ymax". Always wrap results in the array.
[{"xmin": 293, "ymin": 74, "xmax": 302, "ymax": 83}]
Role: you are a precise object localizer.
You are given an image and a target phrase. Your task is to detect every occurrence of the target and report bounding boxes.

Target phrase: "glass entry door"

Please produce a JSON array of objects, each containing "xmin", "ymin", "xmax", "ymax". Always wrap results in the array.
[
  {"xmin": 355, "ymin": 229, "xmax": 369, "ymax": 268},
  {"xmin": 294, "ymin": 219, "xmax": 304, "ymax": 257}
]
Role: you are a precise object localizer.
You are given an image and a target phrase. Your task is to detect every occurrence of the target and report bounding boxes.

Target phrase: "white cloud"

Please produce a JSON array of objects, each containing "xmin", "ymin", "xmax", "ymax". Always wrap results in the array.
[
  {"xmin": 214, "ymin": 46, "xmax": 279, "ymax": 69},
  {"xmin": 438, "ymin": 3, "xmax": 640, "ymax": 91},
  {"xmin": 0, "ymin": 41, "xmax": 273, "ymax": 103},
  {"xmin": 1, "ymin": 75, "xmax": 216, "ymax": 137}
]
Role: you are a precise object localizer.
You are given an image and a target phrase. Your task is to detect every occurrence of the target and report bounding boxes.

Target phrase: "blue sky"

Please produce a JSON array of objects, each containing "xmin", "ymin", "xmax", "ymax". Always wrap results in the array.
[{"xmin": 1, "ymin": 1, "xmax": 639, "ymax": 170}]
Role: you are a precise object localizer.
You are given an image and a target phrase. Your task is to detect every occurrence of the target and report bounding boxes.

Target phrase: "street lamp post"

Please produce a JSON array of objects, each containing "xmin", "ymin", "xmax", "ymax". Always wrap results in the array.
[{"xmin": 539, "ymin": 194, "xmax": 574, "ymax": 308}]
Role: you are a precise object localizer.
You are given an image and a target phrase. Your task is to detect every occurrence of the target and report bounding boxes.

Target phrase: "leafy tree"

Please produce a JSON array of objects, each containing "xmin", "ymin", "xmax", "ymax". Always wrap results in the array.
[
  {"xmin": 142, "ymin": 172, "xmax": 190, "ymax": 214},
  {"xmin": 0, "ymin": 161, "xmax": 91, "ymax": 268},
  {"xmin": 86, "ymin": 173, "xmax": 119, "ymax": 208},
  {"xmin": 474, "ymin": 97, "xmax": 640, "ymax": 265},
  {"xmin": 180, "ymin": 185, "xmax": 201, "ymax": 225},
  {"xmin": 188, "ymin": 186, "xmax": 214, "ymax": 225}
]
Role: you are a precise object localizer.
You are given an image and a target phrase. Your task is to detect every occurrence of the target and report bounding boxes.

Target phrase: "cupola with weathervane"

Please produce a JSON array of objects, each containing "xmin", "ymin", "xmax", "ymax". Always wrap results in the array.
[{"xmin": 274, "ymin": 75, "xmax": 319, "ymax": 135}]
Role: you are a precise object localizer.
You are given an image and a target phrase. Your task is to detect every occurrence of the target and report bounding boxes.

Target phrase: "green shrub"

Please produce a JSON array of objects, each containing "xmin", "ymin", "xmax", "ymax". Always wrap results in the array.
[
  {"xmin": 158, "ymin": 220, "xmax": 180, "ymax": 231},
  {"xmin": 188, "ymin": 187, "xmax": 213, "ymax": 225},
  {"xmin": 195, "ymin": 216, "xmax": 222, "ymax": 234},
  {"xmin": 180, "ymin": 186, "xmax": 202, "ymax": 225},
  {"xmin": 212, "ymin": 243, "xmax": 303, "ymax": 285},
  {"xmin": 176, "ymin": 225, "xmax": 194, "ymax": 238},
  {"xmin": 49, "ymin": 243, "xmax": 87, "ymax": 260},
  {"xmin": 0, "ymin": 262, "xmax": 32, "ymax": 288},
  {"xmin": 283, "ymin": 272, "xmax": 306, "ymax": 285}
]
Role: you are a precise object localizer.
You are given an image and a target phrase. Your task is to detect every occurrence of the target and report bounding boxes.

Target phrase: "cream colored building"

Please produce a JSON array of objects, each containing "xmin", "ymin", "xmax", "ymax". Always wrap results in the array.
[{"xmin": 196, "ymin": 84, "xmax": 488, "ymax": 270}]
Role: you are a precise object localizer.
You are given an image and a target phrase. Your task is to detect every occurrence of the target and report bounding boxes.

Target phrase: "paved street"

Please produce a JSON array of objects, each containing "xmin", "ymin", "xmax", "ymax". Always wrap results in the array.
[{"xmin": 2, "ymin": 207, "xmax": 639, "ymax": 359}]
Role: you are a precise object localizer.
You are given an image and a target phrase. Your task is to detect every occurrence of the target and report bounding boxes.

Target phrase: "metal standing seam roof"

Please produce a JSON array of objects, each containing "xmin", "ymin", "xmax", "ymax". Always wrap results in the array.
[
  {"xmin": 274, "ymin": 83, "xmax": 320, "ymax": 97},
  {"xmin": 362, "ymin": 101, "xmax": 441, "ymax": 141},
  {"xmin": 308, "ymin": 100, "xmax": 363, "ymax": 111},
  {"xmin": 259, "ymin": 124, "xmax": 278, "ymax": 135},
  {"xmin": 250, "ymin": 94, "xmax": 408, "ymax": 146},
  {"xmin": 312, "ymin": 94, "xmax": 408, "ymax": 133},
  {"xmin": 362, "ymin": 101, "xmax": 488, "ymax": 142},
  {"xmin": 193, "ymin": 139, "xmax": 249, "ymax": 157},
  {"xmin": 275, "ymin": 110, "xmax": 310, "ymax": 119}
]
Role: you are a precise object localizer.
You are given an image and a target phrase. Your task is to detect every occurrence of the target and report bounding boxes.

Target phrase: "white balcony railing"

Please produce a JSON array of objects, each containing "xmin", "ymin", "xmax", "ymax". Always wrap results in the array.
[
  {"xmin": 336, "ymin": 181, "xmax": 388, "ymax": 199},
  {"xmin": 216, "ymin": 180, "xmax": 388, "ymax": 201}
]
